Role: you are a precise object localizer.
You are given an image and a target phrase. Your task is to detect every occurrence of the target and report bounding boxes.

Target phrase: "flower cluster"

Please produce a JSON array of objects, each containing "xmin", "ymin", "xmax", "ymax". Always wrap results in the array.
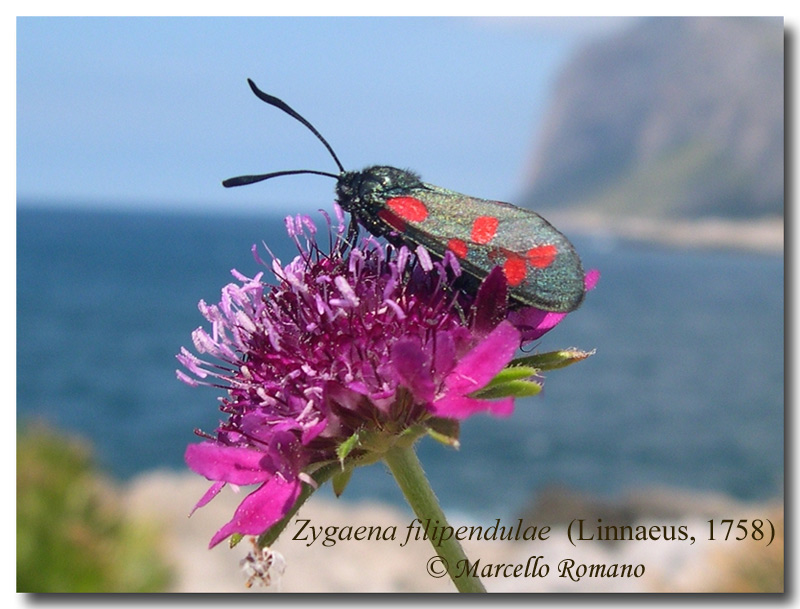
[{"xmin": 178, "ymin": 207, "xmax": 593, "ymax": 547}]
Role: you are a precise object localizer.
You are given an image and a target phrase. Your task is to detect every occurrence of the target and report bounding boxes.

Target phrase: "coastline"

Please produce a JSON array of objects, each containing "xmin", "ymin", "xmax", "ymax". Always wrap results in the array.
[
  {"xmin": 122, "ymin": 470, "xmax": 783, "ymax": 593},
  {"xmin": 548, "ymin": 212, "xmax": 784, "ymax": 255}
]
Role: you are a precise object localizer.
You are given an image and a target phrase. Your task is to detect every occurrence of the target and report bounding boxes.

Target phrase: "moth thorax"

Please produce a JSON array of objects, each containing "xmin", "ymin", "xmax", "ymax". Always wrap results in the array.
[{"xmin": 336, "ymin": 166, "xmax": 423, "ymax": 209}]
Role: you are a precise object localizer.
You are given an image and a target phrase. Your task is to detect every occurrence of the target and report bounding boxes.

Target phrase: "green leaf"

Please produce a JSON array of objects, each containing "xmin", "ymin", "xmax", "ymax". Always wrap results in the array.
[
  {"xmin": 482, "ymin": 365, "xmax": 538, "ymax": 388},
  {"xmin": 470, "ymin": 365, "xmax": 541, "ymax": 399},
  {"xmin": 472, "ymin": 379, "xmax": 542, "ymax": 399},
  {"xmin": 332, "ymin": 468, "xmax": 353, "ymax": 497},
  {"xmin": 511, "ymin": 349, "xmax": 596, "ymax": 371},
  {"xmin": 426, "ymin": 417, "xmax": 461, "ymax": 448}
]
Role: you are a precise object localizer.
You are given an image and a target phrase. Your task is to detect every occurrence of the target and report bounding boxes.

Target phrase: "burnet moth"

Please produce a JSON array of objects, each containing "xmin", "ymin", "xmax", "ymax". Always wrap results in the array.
[{"xmin": 224, "ymin": 79, "xmax": 586, "ymax": 313}]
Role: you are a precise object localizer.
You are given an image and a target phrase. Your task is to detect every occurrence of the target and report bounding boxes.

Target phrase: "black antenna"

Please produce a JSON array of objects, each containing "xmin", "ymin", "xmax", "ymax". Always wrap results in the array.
[
  {"xmin": 223, "ymin": 79, "xmax": 347, "ymax": 189},
  {"xmin": 245, "ymin": 79, "xmax": 345, "ymax": 173},
  {"xmin": 222, "ymin": 169, "xmax": 339, "ymax": 188}
]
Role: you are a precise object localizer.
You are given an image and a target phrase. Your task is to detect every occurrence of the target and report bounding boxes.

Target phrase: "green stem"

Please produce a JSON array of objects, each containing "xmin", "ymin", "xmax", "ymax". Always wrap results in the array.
[{"xmin": 383, "ymin": 444, "xmax": 487, "ymax": 593}]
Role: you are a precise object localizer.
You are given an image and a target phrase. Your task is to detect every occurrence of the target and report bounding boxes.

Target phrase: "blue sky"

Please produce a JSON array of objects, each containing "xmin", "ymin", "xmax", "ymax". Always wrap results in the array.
[{"xmin": 17, "ymin": 17, "xmax": 635, "ymax": 215}]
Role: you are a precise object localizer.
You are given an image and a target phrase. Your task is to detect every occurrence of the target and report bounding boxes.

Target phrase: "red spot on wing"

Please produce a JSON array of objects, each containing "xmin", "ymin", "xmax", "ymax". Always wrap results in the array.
[
  {"xmin": 502, "ymin": 255, "xmax": 527, "ymax": 286},
  {"xmin": 447, "ymin": 238, "xmax": 468, "ymax": 259},
  {"xmin": 471, "ymin": 216, "xmax": 499, "ymax": 244},
  {"xmin": 386, "ymin": 197, "xmax": 428, "ymax": 222},
  {"xmin": 377, "ymin": 209, "xmax": 406, "ymax": 232},
  {"xmin": 527, "ymin": 244, "xmax": 557, "ymax": 268}
]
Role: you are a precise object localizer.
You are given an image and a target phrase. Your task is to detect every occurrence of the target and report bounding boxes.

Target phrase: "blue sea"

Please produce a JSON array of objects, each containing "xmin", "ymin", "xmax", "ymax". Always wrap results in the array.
[{"xmin": 17, "ymin": 206, "xmax": 784, "ymax": 520}]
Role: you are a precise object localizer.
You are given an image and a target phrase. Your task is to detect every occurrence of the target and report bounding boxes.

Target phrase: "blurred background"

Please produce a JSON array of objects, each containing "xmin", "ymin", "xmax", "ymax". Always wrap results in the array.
[{"xmin": 17, "ymin": 16, "xmax": 783, "ymax": 592}]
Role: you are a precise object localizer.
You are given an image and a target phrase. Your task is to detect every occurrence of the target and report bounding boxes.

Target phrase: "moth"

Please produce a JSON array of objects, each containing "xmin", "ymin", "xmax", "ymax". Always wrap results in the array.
[{"xmin": 224, "ymin": 79, "xmax": 586, "ymax": 313}]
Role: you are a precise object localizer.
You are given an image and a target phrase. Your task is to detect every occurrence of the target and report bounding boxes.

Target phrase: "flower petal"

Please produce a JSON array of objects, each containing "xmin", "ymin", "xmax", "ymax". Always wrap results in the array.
[
  {"xmin": 431, "ymin": 394, "xmax": 515, "ymax": 419},
  {"xmin": 390, "ymin": 339, "xmax": 435, "ymax": 403},
  {"xmin": 508, "ymin": 308, "xmax": 566, "ymax": 343},
  {"xmin": 510, "ymin": 270, "xmax": 600, "ymax": 342},
  {"xmin": 190, "ymin": 480, "xmax": 226, "ymax": 515},
  {"xmin": 432, "ymin": 331, "xmax": 458, "ymax": 382},
  {"xmin": 208, "ymin": 475, "xmax": 303, "ymax": 548},
  {"xmin": 185, "ymin": 443, "xmax": 275, "ymax": 486},
  {"xmin": 442, "ymin": 321, "xmax": 520, "ymax": 397},
  {"xmin": 471, "ymin": 266, "xmax": 509, "ymax": 337},
  {"xmin": 585, "ymin": 269, "xmax": 600, "ymax": 291}
]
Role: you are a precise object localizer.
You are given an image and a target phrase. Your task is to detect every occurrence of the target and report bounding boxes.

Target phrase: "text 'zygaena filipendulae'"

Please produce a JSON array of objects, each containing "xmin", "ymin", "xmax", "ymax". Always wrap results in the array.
[{"xmin": 177, "ymin": 207, "xmax": 597, "ymax": 549}]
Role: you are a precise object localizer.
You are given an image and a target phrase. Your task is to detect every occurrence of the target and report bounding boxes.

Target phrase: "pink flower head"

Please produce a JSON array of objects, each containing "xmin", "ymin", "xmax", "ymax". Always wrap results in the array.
[{"xmin": 178, "ymin": 207, "xmax": 593, "ymax": 547}]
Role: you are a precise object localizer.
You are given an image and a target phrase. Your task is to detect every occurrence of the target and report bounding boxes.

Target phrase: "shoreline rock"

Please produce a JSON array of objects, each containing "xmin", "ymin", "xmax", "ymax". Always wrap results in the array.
[{"xmin": 550, "ymin": 212, "xmax": 783, "ymax": 254}]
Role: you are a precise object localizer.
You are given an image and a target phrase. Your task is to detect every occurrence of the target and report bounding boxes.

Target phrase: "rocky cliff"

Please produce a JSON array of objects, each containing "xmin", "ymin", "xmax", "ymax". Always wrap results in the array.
[{"xmin": 523, "ymin": 17, "xmax": 783, "ymax": 219}]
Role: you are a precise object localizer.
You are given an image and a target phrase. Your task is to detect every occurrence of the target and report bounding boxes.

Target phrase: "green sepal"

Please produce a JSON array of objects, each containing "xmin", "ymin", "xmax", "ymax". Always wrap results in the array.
[
  {"xmin": 229, "ymin": 533, "xmax": 244, "ymax": 548},
  {"xmin": 510, "ymin": 349, "xmax": 596, "ymax": 371},
  {"xmin": 336, "ymin": 430, "xmax": 361, "ymax": 464},
  {"xmin": 482, "ymin": 365, "xmax": 538, "ymax": 388},
  {"xmin": 472, "ymin": 379, "xmax": 542, "ymax": 399},
  {"xmin": 332, "ymin": 467, "xmax": 353, "ymax": 497},
  {"xmin": 425, "ymin": 417, "xmax": 461, "ymax": 448}
]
